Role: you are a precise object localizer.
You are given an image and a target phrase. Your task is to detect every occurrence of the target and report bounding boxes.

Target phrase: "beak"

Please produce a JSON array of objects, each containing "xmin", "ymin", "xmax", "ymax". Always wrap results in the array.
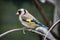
[{"xmin": 16, "ymin": 12, "xmax": 19, "ymax": 15}]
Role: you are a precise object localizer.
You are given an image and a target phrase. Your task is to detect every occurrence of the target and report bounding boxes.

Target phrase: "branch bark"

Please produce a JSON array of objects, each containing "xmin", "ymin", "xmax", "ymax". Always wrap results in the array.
[
  {"xmin": 32, "ymin": 0, "xmax": 51, "ymax": 27},
  {"xmin": 0, "ymin": 28, "xmax": 45, "ymax": 37},
  {"xmin": 44, "ymin": 19, "xmax": 60, "ymax": 40}
]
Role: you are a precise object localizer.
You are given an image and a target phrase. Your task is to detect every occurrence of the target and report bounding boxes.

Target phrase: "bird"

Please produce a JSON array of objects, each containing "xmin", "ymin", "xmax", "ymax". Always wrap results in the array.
[{"xmin": 16, "ymin": 8, "xmax": 48, "ymax": 29}]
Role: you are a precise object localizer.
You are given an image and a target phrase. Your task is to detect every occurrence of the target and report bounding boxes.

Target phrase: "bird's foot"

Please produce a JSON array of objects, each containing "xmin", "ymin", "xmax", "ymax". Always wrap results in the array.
[{"xmin": 22, "ymin": 27, "xmax": 26, "ymax": 34}]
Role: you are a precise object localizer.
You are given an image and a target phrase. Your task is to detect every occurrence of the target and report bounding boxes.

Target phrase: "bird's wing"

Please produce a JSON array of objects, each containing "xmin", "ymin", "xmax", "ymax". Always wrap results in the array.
[
  {"xmin": 31, "ymin": 19, "xmax": 43, "ymax": 26},
  {"xmin": 31, "ymin": 18, "xmax": 48, "ymax": 27},
  {"xmin": 22, "ymin": 16, "xmax": 35, "ymax": 24},
  {"xmin": 21, "ymin": 16, "xmax": 42, "ymax": 26}
]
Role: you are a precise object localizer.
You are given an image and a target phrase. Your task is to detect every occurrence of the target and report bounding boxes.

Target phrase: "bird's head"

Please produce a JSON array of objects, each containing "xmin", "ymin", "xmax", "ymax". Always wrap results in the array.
[{"xmin": 16, "ymin": 8, "xmax": 27, "ymax": 16}]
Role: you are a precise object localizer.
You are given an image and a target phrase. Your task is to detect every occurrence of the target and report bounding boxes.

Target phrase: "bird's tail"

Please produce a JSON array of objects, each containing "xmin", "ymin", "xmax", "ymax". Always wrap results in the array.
[{"xmin": 37, "ymin": 23, "xmax": 48, "ymax": 29}]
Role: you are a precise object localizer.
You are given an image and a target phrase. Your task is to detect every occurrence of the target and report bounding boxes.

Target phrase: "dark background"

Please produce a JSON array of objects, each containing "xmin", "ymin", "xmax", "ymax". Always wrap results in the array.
[{"xmin": 0, "ymin": 0, "xmax": 55, "ymax": 40}]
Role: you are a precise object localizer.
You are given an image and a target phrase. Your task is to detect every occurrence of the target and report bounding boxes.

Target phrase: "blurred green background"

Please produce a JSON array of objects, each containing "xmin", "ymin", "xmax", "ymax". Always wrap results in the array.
[{"xmin": 0, "ymin": 0, "xmax": 54, "ymax": 40}]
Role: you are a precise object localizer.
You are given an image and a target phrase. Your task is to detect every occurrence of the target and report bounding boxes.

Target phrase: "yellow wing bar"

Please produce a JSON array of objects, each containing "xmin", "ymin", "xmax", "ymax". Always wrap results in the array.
[{"xmin": 26, "ymin": 19, "xmax": 36, "ymax": 24}]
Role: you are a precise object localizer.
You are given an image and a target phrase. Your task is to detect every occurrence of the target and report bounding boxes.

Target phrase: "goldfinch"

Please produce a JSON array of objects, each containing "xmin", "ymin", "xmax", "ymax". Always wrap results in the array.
[{"xmin": 16, "ymin": 8, "xmax": 47, "ymax": 29}]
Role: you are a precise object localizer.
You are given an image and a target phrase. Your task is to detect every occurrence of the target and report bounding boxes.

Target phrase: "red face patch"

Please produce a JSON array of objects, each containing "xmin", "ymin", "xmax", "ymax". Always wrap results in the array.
[{"xmin": 18, "ymin": 11, "xmax": 21, "ymax": 15}]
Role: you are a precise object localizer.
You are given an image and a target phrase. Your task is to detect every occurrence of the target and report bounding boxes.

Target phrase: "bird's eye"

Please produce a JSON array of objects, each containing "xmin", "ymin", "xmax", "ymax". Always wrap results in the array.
[{"xmin": 18, "ymin": 11, "xmax": 21, "ymax": 15}]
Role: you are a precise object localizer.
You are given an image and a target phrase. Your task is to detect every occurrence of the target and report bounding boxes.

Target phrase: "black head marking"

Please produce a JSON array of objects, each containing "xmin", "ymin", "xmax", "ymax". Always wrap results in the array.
[{"xmin": 24, "ymin": 9, "xmax": 26, "ymax": 15}]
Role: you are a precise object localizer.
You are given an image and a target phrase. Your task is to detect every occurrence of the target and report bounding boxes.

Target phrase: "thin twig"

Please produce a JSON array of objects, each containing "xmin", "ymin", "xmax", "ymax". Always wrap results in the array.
[
  {"xmin": 44, "ymin": 19, "xmax": 60, "ymax": 40},
  {"xmin": 0, "ymin": 28, "xmax": 45, "ymax": 37},
  {"xmin": 0, "ymin": 28, "xmax": 22, "ymax": 37}
]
